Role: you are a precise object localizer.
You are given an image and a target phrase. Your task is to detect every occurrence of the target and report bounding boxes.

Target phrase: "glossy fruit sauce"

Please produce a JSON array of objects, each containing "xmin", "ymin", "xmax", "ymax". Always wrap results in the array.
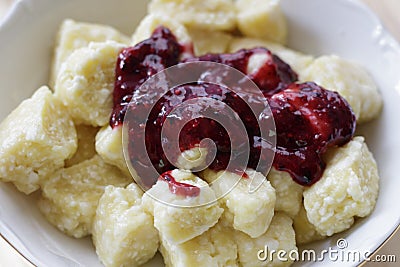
[{"xmin": 111, "ymin": 26, "xmax": 356, "ymax": 193}]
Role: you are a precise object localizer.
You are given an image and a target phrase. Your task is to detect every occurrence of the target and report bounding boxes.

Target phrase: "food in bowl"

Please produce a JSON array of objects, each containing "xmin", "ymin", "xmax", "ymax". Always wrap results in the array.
[{"xmin": 0, "ymin": 0, "xmax": 383, "ymax": 266}]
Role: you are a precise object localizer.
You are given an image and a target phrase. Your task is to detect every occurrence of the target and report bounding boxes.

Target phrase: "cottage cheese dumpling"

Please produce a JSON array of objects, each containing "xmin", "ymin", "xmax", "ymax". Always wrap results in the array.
[
  {"xmin": 38, "ymin": 155, "xmax": 131, "ymax": 238},
  {"xmin": 0, "ymin": 86, "xmax": 77, "ymax": 194},
  {"xmin": 302, "ymin": 55, "xmax": 383, "ymax": 123},
  {"xmin": 93, "ymin": 183, "xmax": 159, "ymax": 267},
  {"xmin": 201, "ymin": 169, "xmax": 276, "ymax": 238},
  {"xmin": 50, "ymin": 19, "xmax": 130, "ymax": 86},
  {"xmin": 160, "ymin": 222, "xmax": 238, "ymax": 267},
  {"xmin": 187, "ymin": 27, "xmax": 233, "ymax": 56},
  {"xmin": 229, "ymin": 37, "xmax": 314, "ymax": 75},
  {"xmin": 235, "ymin": 212, "xmax": 297, "ymax": 267},
  {"xmin": 293, "ymin": 205, "xmax": 325, "ymax": 245},
  {"xmin": 65, "ymin": 125, "xmax": 99, "ymax": 167},
  {"xmin": 303, "ymin": 137, "xmax": 380, "ymax": 236},
  {"xmin": 149, "ymin": 0, "xmax": 236, "ymax": 31},
  {"xmin": 132, "ymin": 14, "xmax": 191, "ymax": 45},
  {"xmin": 143, "ymin": 169, "xmax": 223, "ymax": 244},
  {"xmin": 55, "ymin": 41, "xmax": 126, "ymax": 126},
  {"xmin": 267, "ymin": 168, "xmax": 303, "ymax": 218},
  {"xmin": 235, "ymin": 0, "xmax": 287, "ymax": 44},
  {"xmin": 95, "ymin": 125, "xmax": 130, "ymax": 175}
]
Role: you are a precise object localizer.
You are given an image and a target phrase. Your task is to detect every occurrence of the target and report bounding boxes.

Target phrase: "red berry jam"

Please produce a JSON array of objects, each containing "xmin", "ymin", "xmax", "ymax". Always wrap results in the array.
[
  {"xmin": 113, "ymin": 26, "xmax": 356, "ymax": 191},
  {"xmin": 185, "ymin": 48, "xmax": 298, "ymax": 96},
  {"xmin": 159, "ymin": 171, "xmax": 200, "ymax": 197},
  {"xmin": 269, "ymin": 82, "xmax": 356, "ymax": 185},
  {"xmin": 125, "ymin": 82, "xmax": 264, "ymax": 186},
  {"xmin": 111, "ymin": 27, "xmax": 185, "ymax": 128}
]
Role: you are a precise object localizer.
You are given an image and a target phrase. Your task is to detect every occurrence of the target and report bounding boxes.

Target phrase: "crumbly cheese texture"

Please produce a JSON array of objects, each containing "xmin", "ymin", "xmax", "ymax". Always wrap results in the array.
[
  {"xmin": 235, "ymin": 0, "xmax": 287, "ymax": 44},
  {"xmin": 50, "ymin": 19, "xmax": 130, "ymax": 87},
  {"xmin": 132, "ymin": 14, "xmax": 191, "ymax": 45},
  {"xmin": 187, "ymin": 27, "xmax": 233, "ymax": 56},
  {"xmin": 148, "ymin": 0, "xmax": 236, "ymax": 31},
  {"xmin": 267, "ymin": 168, "xmax": 303, "ymax": 218},
  {"xmin": 65, "ymin": 124, "xmax": 99, "ymax": 167},
  {"xmin": 303, "ymin": 137, "xmax": 380, "ymax": 236},
  {"xmin": 302, "ymin": 55, "xmax": 383, "ymax": 123},
  {"xmin": 229, "ymin": 37, "xmax": 314, "ymax": 75},
  {"xmin": 160, "ymin": 222, "xmax": 238, "ymax": 267},
  {"xmin": 293, "ymin": 205, "xmax": 325, "ymax": 245},
  {"xmin": 38, "ymin": 155, "xmax": 131, "ymax": 238},
  {"xmin": 142, "ymin": 169, "xmax": 223, "ymax": 244},
  {"xmin": 54, "ymin": 41, "xmax": 126, "ymax": 126},
  {"xmin": 95, "ymin": 125, "xmax": 130, "ymax": 175},
  {"xmin": 235, "ymin": 212, "xmax": 297, "ymax": 267},
  {"xmin": 92, "ymin": 183, "xmax": 159, "ymax": 267},
  {"xmin": 201, "ymin": 169, "xmax": 276, "ymax": 238},
  {"xmin": 0, "ymin": 86, "xmax": 77, "ymax": 194}
]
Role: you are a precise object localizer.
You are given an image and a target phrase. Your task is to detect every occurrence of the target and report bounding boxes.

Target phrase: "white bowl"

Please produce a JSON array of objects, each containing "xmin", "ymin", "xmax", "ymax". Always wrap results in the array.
[{"xmin": 0, "ymin": 0, "xmax": 399, "ymax": 266}]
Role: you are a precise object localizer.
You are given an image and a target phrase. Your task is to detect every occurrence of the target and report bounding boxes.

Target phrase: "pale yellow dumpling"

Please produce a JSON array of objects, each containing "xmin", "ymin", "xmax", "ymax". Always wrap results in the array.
[
  {"xmin": 303, "ymin": 137, "xmax": 380, "ymax": 236},
  {"xmin": 267, "ymin": 168, "xmax": 303, "ymax": 218},
  {"xmin": 50, "ymin": 19, "xmax": 130, "ymax": 86},
  {"xmin": 235, "ymin": 212, "xmax": 297, "ymax": 267},
  {"xmin": 160, "ymin": 222, "xmax": 238, "ymax": 267},
  {"xmin": 132, "ymin": 13, "xmax": 191, "ymax": 45},
  {"xmin": 93, "ymin": 183, "xmax": 159, "ymax": 267},
  {"xmin": 149, "ymin": 0, "xmax": 236, "ymax": 31},
  {"xmin": 143, "ymin": 169, "xmax": 223, "ymax": 244},
  {"xmin": 187, "ymin": 27, "xmax": 233, "ymax": 56},
  {"xmin": 201, "ymin": 169, "xmax": 276, "ymax": 238},
  {"xmin": 235, "ymin": 0, "xmax": 287, "ymax": 44},
  {"xmin": 55, "ymin": 41, "xmax": 126, "ymax": 126},
  {"xmin": 0, "ymin": 86, "xmax": 77, "ymax": 194},
  {"xmin": 95, "ymin": 125, "xmax": 130, "ymax": 176},
  {"xmin": 38, "ymin": 155, "xmax": 131, "ymax": 238}
]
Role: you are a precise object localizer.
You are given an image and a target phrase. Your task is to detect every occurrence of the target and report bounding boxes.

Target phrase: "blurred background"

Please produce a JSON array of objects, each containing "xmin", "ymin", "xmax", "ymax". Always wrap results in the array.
[
  {"xmin": 0, "ymin": 0, "xmax": 13, "ymax": 17},
  {"xmin": 0, "ymin": 0, "xmax": 398, "ymax": 266}
]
